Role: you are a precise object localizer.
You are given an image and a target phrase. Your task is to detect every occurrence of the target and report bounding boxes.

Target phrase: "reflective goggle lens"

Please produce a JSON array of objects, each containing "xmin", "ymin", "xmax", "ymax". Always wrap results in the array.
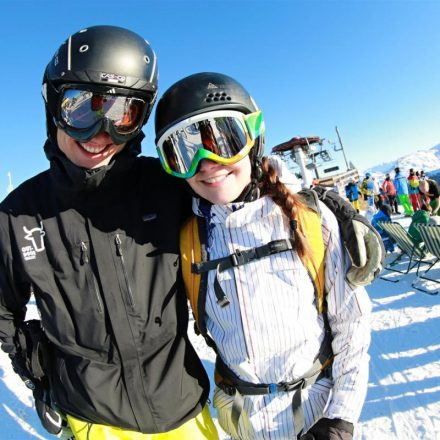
[
  {"xmin": 157, "ymin": 110, "xmax": 264, "ymax": 178},
  {"xmin": 60, "ymin": 89, "xmax": 146, "ymax": 134}
]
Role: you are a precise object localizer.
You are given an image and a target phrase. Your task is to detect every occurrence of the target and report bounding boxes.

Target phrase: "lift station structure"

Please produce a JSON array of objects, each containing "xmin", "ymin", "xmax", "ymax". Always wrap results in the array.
[{"xmin": 271, "ymin": 128, "xmax": 359, "ymax": 195}]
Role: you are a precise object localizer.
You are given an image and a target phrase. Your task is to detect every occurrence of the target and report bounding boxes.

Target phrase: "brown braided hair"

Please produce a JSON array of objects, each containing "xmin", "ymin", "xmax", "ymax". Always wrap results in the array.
[{"xmin": 258, "ymin": 156, "xmax": 310, "ymax": 258}]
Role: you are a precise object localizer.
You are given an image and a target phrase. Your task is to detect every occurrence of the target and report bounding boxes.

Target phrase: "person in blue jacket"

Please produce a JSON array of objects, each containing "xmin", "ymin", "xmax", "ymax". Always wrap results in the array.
[
  {"xmin": 393, "ymin": 167, "xmax": 413, "ymax": 216},
  {"xmin": 371, "ymin": 204, "xmax": 395, "ymax": 252},
  {"xmin": 345, "ymin": 180, "xmax": 360, "ymax": 212}
]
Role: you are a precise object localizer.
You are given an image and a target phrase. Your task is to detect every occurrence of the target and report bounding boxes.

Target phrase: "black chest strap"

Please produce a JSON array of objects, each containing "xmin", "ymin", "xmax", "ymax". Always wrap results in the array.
[{"xmin": 192, "ymin": 238, "xmax": 295, "ymax": 307}]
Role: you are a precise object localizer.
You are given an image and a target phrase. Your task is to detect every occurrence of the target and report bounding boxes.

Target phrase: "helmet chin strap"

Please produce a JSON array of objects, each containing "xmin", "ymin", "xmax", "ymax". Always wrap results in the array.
[{"xmin": 233, "ymin": 157, "xmax": 263, "ymax": 203}]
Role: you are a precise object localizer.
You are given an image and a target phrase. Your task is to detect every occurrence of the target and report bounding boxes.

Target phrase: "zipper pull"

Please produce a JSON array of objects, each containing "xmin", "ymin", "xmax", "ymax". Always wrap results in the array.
[
  {"xmin": 80, "ymin": 242, "xmax": 89, "ymax": 264},
  {"xmin": 115, "ymin": 234, "xmax": 122, "ymax": 256}
]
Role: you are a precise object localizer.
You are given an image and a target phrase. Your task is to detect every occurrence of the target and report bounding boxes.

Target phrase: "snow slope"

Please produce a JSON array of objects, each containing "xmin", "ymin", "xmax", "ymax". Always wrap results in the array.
[
  {"xmin": 362, "ymin": 144, "xmax": 440, "ymax": 181},
  {"xmin": 1, "ymin": 216, "xmax": 440, "ymax": 439}
]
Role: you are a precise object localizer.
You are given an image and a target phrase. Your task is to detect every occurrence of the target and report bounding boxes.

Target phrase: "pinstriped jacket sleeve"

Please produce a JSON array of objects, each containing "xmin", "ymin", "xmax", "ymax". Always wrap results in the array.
[{"xmin": 319, "ymin": 201, "xmax": 372, "ymax": 423}]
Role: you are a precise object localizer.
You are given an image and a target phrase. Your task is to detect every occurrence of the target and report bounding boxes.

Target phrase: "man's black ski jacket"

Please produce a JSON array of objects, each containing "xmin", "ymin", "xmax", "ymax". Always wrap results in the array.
[{"xmin": 0, "ymin": 138, "xmax": 209, "ymax": 433}]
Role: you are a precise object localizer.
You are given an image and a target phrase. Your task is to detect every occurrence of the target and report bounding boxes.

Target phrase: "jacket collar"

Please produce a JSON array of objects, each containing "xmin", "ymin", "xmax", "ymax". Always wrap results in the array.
[{"xmin": 44, "ymin": 133, "xmax": 144, "ymax": 200}]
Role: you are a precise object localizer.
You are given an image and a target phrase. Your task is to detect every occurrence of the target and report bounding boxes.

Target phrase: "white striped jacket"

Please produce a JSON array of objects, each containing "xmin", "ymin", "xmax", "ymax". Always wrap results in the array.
[{"xmin": 192, "ymin": 172, "xmax": 371, "ymax": 439}]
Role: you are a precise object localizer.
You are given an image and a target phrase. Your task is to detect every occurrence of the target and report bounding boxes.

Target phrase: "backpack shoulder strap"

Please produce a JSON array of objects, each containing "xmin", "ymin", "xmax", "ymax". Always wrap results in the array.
[
  {"xmin": 297, "ymin": 189, "xmax": 326, "ymax": 313},
  {"xmin": 180, "ymin": 215, "xmax": 212, "ymax": 339},
  {"xmin": 180, "ymin": 216, "xmax": 202, "ymax": 325},
  {"xmin": 298, "ymin": 188, "xmax": 321, "ymax": 215}
]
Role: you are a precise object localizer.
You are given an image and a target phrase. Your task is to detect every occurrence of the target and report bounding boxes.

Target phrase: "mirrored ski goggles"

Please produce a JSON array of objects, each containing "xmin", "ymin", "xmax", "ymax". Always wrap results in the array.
[
  {"xmin": 57, "ymin": 86, "xmax": 150, "ymax": 143},
  {"xmin": 156, "ymin": 110, "xmax": 264, "ymax": 179}
]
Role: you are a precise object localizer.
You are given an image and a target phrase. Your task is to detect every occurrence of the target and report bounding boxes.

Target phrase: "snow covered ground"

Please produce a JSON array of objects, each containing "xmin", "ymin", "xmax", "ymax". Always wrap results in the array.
[{"xmin": 1, "ymin": 215, "xmax": 439, "ymax": 439}]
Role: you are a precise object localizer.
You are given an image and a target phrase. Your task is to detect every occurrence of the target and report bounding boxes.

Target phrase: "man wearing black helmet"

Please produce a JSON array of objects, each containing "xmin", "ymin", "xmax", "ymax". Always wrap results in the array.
[{"xmin": 0, "ymin": 26, "xmax": 218, "ymax": 439}]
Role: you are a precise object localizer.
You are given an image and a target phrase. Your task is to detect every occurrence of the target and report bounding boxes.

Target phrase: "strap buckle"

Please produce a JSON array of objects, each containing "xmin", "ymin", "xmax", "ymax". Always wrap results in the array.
[
  {"xmin": 24, "ymin": 379, "xmax": 36, "ymax": 390},
  {"xmin": 268, "ymin": 383, "xmax": 278, "ymax": 394},
  {"xmin": 231, "ymin": 249, "xmax": 245, "ymax": 267},
  {"xmin": 268, "ymin": 380, "xmax": 300, "ymax": 393},
  {"xmin": 286, "ymin": 378, "xmax": 306, "ymax": 392},
  {"xmin": 192, "ymin": 262, "xmax": 203, "ymax": 274},
  {"xmin": 268, "ymin": 239, "xmax": 292, "ymax": 255},
  {"xmin": 217, "ymin": 296, "xmax": 231, "ymax": 307},
  {"xmin": 221, "ymin": 384, "xmax": 237, "ymax": 396}
]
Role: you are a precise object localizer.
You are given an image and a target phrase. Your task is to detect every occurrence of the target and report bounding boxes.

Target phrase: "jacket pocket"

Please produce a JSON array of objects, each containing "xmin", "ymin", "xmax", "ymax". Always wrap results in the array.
[
  {"xmin": 80, "ymin": 241, "xmax": 103, "ymax": 314},
  {"xmin": 114, "ymin": 233, "xmax": 136, "ymax": 308}
]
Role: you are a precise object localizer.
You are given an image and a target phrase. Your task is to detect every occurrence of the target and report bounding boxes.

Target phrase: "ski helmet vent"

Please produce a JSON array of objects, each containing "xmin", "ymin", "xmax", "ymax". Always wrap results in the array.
[{"xmin": 205, "ymin": 92, "xmax": 232, "ymax": 103}]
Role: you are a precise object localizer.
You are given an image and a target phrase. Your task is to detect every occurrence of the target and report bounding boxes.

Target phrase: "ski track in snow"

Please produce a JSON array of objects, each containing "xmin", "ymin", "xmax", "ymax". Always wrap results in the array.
[{"xmin": 1, "ymin": 218, "xmax": 440, "ymax": 439}]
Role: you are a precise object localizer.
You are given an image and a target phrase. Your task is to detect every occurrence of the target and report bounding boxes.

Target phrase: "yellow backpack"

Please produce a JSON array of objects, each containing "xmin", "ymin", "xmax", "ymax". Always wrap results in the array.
[{"xmin": 179, "ymin": 189, "xmax": 333, "ymax": 436}]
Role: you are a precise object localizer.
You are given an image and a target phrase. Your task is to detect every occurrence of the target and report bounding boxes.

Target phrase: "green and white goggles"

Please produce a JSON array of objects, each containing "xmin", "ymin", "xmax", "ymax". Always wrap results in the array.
[{"xmin": 156, "ymin": 110, "xmax": 264, "ymax": 179}]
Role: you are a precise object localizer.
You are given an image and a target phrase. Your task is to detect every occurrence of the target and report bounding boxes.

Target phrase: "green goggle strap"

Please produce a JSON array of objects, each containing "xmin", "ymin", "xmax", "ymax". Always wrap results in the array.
[{"xmin": 244, "ymin": 110, "xmax": 264, "ymax": 140}]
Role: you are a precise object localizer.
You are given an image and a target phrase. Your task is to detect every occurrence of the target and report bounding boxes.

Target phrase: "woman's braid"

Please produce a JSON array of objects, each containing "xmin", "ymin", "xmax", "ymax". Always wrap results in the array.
[{"xmin": 259, "ymin": 157, "xmax": 310, "ymax": 258}]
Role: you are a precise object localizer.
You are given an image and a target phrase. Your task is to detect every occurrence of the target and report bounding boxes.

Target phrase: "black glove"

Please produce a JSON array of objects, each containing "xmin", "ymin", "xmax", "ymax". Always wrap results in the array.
[
  {"xmin": 9, "ymin": 351, "xmax": 36, "ymax": 388},
  {"xmin": 9, "ymin": 321, "xmax": 74, "ymax": 439},
  {"xmin": 9, "ymin": 362, "xmax": 74, "ymax": 439},
  {"xmin": 34, "ymin": 385, "xmax": 74, "ymax": 439},
  {"xmin": 312, "ymin": 187, "xmax": 385, "ymax": 286},
  {"xmin": 300, "ymin": 418, "xmax": 354, "ymax": 440},
  {"xmin": 11, "ymin": 319, "xmax": 49, "ymax": 382}
]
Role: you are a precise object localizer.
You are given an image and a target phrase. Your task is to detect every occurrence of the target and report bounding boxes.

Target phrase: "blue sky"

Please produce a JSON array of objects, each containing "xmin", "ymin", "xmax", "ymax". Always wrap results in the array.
[{"xmin": 1, "ymin": 0, "xmax": 439, "ymax": 198}]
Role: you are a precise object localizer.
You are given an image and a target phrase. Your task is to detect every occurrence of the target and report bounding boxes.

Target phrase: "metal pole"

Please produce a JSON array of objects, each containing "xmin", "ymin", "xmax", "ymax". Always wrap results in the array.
[
  {"xmin": 293, "ymin": 146, "xmax": 313, "ymax": 188},
  {"xmin": 335, "ymin": 126, "xmax": 350, "ymax": 171},
  {"xmin": 305, "ymin": 137, "xmax": 319, "ymax": 179}
]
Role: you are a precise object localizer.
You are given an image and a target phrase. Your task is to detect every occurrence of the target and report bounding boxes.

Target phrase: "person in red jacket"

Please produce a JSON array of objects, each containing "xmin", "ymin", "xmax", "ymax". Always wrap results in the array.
[{"xmin": 382, "ymin": 174, "xmax": 399, "ymax": 214}]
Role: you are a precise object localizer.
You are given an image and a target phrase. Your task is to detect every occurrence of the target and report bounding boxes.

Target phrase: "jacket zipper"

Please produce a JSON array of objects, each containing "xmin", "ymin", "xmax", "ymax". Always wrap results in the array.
[
  {"xmin": 115, "ymin": 234, "xmax": 135, "ymax": 308},
  {"xmin": 80, "ymin": 241, "xmax": 103, "ymax": 314}
]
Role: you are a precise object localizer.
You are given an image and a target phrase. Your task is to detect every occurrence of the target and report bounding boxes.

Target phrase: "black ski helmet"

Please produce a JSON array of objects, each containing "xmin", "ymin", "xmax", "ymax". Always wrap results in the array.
[
  {"xmin": 155, "ymin": 72, "xmax": 265, "ymax": 162},
  {"xmin": 42, "ymin": 25, "xmax": 158, "ymax": 141}
]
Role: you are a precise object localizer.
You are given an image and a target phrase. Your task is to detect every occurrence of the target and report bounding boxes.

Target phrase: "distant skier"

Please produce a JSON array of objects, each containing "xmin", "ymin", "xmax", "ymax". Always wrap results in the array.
[
  {"xmin": 345, "ymin": 179, "xmax": 360, "ymax": 212},
  {"xmin": 407, "ymin": 168, "xmax": 421, "ymax": 212},
  {"xmin": 371, "ymin": 205, "xmax": 395, "ymax": 252},
  {"xmin": 419, "ymin": 178, "xmax": 440, "ymax": 215},
  {"xmin": 372, "ymin": 176, "xmax": 381, "ymax": 209},
  {"xmin": 393, "ymin": 167, "xmax": 413, "ymax": 216},
  {"xmin": 360, "ymin": 176, "xmax": 368, "ymax": 201},
  {"xmin": 382, "ymin": 174, "xmax": 399, "ymax": 214},
  {"xmin": 361, "ymin": 173, "xmax": 376, "ymax": 211},
  {"xmin": 408, "ymin": 203, "xmax": 431, "ymax": 245}
]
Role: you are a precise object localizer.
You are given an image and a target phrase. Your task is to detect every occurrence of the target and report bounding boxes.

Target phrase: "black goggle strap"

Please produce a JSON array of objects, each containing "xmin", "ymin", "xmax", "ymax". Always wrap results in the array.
[{"xmin": 42, "ymin": 81, "xmax": 62, "ymax": 124}]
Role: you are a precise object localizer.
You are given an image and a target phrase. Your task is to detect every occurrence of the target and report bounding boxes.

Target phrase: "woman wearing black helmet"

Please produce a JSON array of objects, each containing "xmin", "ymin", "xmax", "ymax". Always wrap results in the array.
[
  {"xmin": 155, "ymin": 72, "xmax": 372, "ymax": 440},
  {"xmin": 0, "ymin": 27, "xmax": 219, "ymax": 440}
]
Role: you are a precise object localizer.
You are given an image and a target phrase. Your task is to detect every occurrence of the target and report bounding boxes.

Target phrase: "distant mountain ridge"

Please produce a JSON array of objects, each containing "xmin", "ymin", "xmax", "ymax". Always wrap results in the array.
[{"xmin": 362, "ymin": 143, "xmax": 440, "ymax": 181}]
